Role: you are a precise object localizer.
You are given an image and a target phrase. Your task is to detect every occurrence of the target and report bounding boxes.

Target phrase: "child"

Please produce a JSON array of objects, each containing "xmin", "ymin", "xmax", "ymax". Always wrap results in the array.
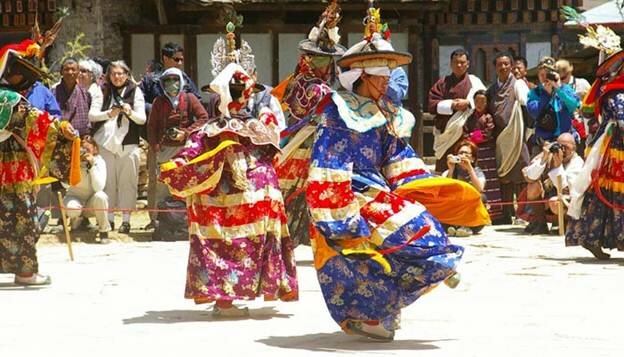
[{"xmin": 463, "ymin": 90, "xmax": 504, "ymax": 223}]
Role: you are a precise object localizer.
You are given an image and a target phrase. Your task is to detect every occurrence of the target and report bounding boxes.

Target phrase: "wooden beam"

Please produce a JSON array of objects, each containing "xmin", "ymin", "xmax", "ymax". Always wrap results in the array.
[
  {"xmin": 154, "ymin": 0, "xmax": 168, "ymax": 25},
  {"xmin": 176, "ymin": 2, "xmax": 444, "ymax": 13}
]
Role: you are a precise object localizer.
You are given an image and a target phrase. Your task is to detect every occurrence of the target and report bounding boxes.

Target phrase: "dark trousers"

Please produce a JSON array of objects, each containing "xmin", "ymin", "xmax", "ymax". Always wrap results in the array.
[{"xmin": 500, "ymin": 182, "xmax": 526, "ymax": 222}]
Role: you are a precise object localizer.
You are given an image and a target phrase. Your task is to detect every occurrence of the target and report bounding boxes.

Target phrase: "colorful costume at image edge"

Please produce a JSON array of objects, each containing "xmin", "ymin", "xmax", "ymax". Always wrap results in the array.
[
  {"xmin": 566, "ymin": 26, "xmax": 624, "ymax": 252},
  {"xmin": 305, "ymin": 2, "xmax": 489, "ymax": 337},
  {"xmin": 159, "ymin": 23, "xmax": 298, "ymax": 304},
  {"xmin": 273, "ymin": 0, "xmax": 346, "ymax": 246},
  {"xmin": 0, "ymin": 39, "xmax": 80, "ymax": 277}
]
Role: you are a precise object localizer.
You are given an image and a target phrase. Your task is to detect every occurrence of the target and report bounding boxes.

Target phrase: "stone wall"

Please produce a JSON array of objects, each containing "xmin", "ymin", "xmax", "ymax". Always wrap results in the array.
[{"xmin": 49, "ymin": 0, "xmax": 155, "ymax": 68}]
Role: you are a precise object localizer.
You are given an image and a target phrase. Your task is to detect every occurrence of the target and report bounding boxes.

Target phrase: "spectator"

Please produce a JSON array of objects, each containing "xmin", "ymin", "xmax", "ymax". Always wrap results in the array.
[
  {"xmin": 63, "ymin": 136, "xmax": 112, "ymax": 243},
  {"xmin": 78, "ymin": 59, "xmax": 103, "ymax": 97},
  {"xmin": 556, "ymin": 59, "xmax": 591, "ymax": 155},
  {"xmin": 527, "ymin": 57, "xmax": 580, "ymax": 156},
  {"xmin": 53, "ymin": 57, "xmax": 92, "ymax": 136},
  {"xmin": 556, "ymin": 59, "xmax": 591, "ymax": 99},
  {"xmin": 23, "ymin": 80, "xmax": 61, "ymax": 117},
  {"xmin": 518, "ymin": 133, "xmax": 584, "ymax": 235},
  {"xmin": 486, "ymin": 52, "xmax": 529, "ymax": 225},
  {"xmin": 140, "ymin": 42, "xmax": 201, "ymax": 111},
  {"xmin": 513, "ymin": 56, "xmax": 536, "ymax": 89},
  {"xmin": 428, "ymin": 48, "xmax": 485, "ymax": 173},
  {"xmin": 144, "ymin": 59, "xmax": 163, "ymax": 80},
  {"xmin": 463, "ymin": 90, "xmax": 503, "ymax": 222},
  {"xmin": 92, "ymin": 56, "xmax": 110, "ymax": 83},
  {"xmin": 89, "ymin": 60, "xmax": 146, "ymax": 234},
  {"xmin": 442, "ymin": 139, "xmax": 487, "ymax": 237},
  {"xmin": 146, "ymin": 67, "xmax": 209, "ymax": 227}
]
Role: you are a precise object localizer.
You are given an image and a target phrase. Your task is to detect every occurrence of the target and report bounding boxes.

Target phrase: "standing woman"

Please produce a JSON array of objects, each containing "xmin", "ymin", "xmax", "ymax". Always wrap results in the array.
[
  {"xmin": 78, "ymin": 59, "xmax": 103, "ymax": 97},
  {"xmin": 89, "ymin": 61, "xmax": 146, "ymax": 233}
]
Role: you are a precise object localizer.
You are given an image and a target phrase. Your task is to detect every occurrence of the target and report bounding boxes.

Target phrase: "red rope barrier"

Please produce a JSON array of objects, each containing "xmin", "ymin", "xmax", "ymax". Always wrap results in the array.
[{"xmin": 41, "ymin": 198, "xmax": 551, "ymax": 214}]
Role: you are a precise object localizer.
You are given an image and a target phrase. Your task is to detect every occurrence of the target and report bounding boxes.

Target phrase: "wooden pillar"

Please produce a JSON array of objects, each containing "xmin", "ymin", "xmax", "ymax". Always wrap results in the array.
[
  {"xmin": 122, "ymin": 29, "xmax": 132, "ymax": 69},
  {"xmin": 409, "ymin": 26, "xmax": 423, "ymax": 156},
  {"xmin": 186, "ymin": 29, "xmax": 198, "ymax": 84},
  {"xmin": 271, "ymin": 28, "xmax": 279, "ymax": 86},
  {"xmin": 153, "ymin": 32, "xmax": 161, "ymax": 66}
]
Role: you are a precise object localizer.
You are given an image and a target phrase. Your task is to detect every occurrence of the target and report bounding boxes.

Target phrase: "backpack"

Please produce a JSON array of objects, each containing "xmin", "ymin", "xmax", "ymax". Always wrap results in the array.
[{"xmin": 152, "ymin": 197, "xmax": 189, "ymax": 241}]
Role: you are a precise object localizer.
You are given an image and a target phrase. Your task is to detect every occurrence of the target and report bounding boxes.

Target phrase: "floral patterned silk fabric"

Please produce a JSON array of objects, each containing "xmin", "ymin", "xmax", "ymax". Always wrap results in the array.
[
  {"xmin": 0, "ymin": 92, "xmax": 73, "ymax": 275},
  {"xmin": 160, "ymin": 118, "xmax": 298, "ymax": 304},
  {"xmin": 305, "ymin": 91, "xmax": 464, "ymax": 332},
  {"xmin": 566, "ymin": 91, "xmax": 624, "ymax": 251}
]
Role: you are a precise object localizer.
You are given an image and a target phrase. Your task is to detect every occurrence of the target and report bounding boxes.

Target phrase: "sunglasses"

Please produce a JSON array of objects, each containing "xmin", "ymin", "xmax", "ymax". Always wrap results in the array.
[{"xmin": 171, "ymin": 57, "xmax": 184, "ymax": 63}]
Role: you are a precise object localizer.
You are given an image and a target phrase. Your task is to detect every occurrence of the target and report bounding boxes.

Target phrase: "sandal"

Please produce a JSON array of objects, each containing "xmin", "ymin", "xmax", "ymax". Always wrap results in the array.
[
  {"xmin": 212, "ymin": 305, "xmax": 250, "ymax": 318},
  {"xmin": 346, "ymin": 321, "xmax": 395, "ymax": 341},
  {"xmin": 15, "ymin": 273, "xmax": 52, "ymax": 286}
]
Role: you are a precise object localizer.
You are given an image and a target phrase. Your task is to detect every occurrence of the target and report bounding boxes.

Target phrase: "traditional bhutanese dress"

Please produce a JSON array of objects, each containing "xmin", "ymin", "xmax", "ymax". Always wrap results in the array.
[
  {"xmin": 566, "ymin": 91, "xmax": 624, "ymax": 251},
  {"xmin": 159, "ymin": 112, "xmax": 298, "ymax": 304},
  {"xmin": 305, "ymin": 91, "xmax": 486, "ymax": 332},
  {"xmin": 274, "ymin": 74, "xmax": 332, "ymax": 246},
  {"xmin": 0, "ymin": 89, "xmax": 76, "ymax": 275}
]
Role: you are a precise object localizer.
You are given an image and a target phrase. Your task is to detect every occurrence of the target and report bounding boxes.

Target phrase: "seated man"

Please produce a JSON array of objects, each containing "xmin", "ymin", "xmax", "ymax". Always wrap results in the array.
[
  {"xmin": 63, "ymin": 136, "xmax": 112, "ymax": 243},
  {"xmin": 519, "ymin": 132, "xmax": 584, "ymax": 234}
]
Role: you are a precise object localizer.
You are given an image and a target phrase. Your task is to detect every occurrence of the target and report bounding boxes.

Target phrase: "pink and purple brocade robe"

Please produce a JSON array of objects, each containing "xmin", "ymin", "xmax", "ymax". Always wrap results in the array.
[{"xmin": 160, "ymin": 129, "xmax": 298, "ymax": 304}]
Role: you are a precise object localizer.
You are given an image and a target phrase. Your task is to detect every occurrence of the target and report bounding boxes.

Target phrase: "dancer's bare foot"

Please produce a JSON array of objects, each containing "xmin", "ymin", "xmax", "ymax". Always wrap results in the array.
[{"xmin": 582, "ymin": 243, "xmax": 611, "ymax": 260}]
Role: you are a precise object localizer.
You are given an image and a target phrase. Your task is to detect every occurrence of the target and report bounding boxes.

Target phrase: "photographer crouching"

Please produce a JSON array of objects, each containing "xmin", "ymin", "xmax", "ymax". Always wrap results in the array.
[
  {"xmin": 527, "ymin": 57, "xmax": 580, "ymax": 156},
  {"xmin": 63, "ymin": 136, "xmax": 112, "ymax": 243},
  {"xmin": 518, "ymin": 133, "xmax": 584, "ymax": 235}
]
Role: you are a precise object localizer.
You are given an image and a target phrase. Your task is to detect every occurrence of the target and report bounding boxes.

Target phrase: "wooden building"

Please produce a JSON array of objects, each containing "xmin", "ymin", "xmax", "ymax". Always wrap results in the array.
[
  {"xmin": 1, "ymin": 0, "xmax": 585, "ymax": 156},
  {"xmin": 0, "ymin": 0, "xmax": 58, "ymax": 44}
]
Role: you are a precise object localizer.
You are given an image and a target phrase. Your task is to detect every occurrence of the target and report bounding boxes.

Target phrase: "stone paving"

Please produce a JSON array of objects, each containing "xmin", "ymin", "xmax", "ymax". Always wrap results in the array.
[{"xmin": 1, "ymin": 224, "xmax": 623, "ymax": 357}]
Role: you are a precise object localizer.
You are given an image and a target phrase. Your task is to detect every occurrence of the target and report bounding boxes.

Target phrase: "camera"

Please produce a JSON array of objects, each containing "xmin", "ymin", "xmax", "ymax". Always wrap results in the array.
[
  {"xmin": 546, "ymin": 70, "xmax": 558, "ymax": 82},
  {"xmin": 166, "ymin": 127, "xmax": 183, "ymax": 140},
  {"xmin": 549, "ymin": 142, "xmax": 561, "ymax": 153},
  {"xmin": 111, "ymin": 95, "xmax": 124, "ymax": 110},
  {"xmin": 449, "ymin": 155, "xmax": 462, "ymax": 164}
]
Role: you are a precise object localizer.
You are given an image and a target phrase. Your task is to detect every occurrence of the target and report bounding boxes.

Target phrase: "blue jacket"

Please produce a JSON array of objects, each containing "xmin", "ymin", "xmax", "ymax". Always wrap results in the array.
[
  {"xmin": 527, "ymin": 83, "xmax": 579, "ymax": 142},
  {"xmin": 25, "ymin": 81, "xmax": 62, "ymax": 117}
]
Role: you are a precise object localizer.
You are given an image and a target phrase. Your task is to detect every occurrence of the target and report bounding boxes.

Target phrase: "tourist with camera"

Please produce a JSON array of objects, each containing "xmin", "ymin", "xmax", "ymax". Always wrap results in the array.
[
  {"xmin": 63, "ymin": 136, "xmax": 112, "ymax": 243},
  {"xmin": 527, "ymin": 57, "xmax": 580, "ymax": 156},
  {"xmin": 442, "ymin": 140, "xmax": 487, "ymax": 237},
  {"xmin": 145, "ymin": 67, "xmax": 208, "ymax": 232},
  {"xmin": 89, "ymin": 60, "xmax": 146, "ymax": 234},
  {"xmin": 518, "ymin": 133, "xmax": 584, "ymax": 235}
]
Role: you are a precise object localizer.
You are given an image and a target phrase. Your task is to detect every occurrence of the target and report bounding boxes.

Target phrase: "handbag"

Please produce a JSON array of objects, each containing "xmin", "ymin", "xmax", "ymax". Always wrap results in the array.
[{"xmin": 535, "ymin": 101, "xmax": 557, "ymax": 132}]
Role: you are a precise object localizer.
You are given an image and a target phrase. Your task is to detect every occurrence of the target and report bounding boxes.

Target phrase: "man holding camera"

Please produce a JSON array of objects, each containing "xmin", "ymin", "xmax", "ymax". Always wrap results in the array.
[
  {"xmin": 63, "ymin": 136, "xmax": 112, "ymax": 243},
  {"xmin": 527, "ymin": 57, "xmax": 580, "ymax": 156},
  {"xmin": 520, "ymin": 133, "xmax": 584, "ymax": 234},
  {"xmin": 146, "ymin": 67, "xmax": 208, "ymax": 225}
]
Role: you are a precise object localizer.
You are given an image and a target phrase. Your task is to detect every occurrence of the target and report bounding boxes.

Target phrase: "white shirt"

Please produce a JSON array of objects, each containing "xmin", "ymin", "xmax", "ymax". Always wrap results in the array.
[
  {"xmin": 66, "ymin": 155, "xmax": 107, "ymax": 198},
  {"xmin": 523, "ymin": 152, "xmax": 584, "ymax": 190},
  {"xmin": 565, "ymin": 76, "xmax": 592, "ymax": 99},
  {"xmin": 88, "ymin": 85, "xmax": 146, "ymax": 155}
]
